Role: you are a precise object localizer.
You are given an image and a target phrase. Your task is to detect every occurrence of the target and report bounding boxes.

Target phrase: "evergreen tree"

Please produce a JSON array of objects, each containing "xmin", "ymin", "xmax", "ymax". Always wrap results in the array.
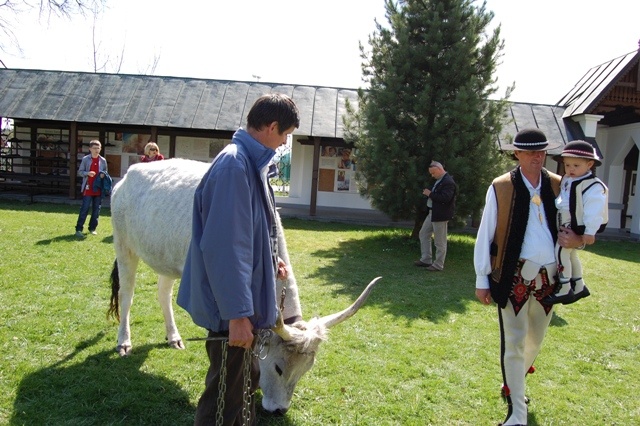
[{"xmin": 345, "ymin": 0, "xmax": 511, "ymax": 227}]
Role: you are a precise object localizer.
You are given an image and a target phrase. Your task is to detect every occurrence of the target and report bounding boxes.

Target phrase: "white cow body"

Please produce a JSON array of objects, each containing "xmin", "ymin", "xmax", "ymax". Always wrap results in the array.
[{"xmin": 108, "ymin": 158, "xmax": 379, "ymax": 413}]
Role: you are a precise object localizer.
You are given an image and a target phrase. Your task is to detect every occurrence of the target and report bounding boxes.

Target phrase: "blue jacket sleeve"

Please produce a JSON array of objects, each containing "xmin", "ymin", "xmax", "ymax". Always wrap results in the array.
[{"xmin": 199, "ymin": 165, "xmax": 255, "ymax": 320}]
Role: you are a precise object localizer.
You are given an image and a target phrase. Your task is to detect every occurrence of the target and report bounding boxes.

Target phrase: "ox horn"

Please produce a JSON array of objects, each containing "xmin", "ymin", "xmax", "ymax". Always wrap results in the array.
[
  {"xmin": 272, "ymin": 310, "xmax": 295, "ymax": 341},
  {"xmin": 318, "ymin": 277, "xmax": 382, "ymax": 329}
]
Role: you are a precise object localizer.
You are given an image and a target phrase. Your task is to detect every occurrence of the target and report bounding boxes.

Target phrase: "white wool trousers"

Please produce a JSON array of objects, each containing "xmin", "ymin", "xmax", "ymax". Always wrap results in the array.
[
  {"xmin": 418, "ymin": 212, "xmax": 448, "ymax": 270},
  {"xmin": 556, "ymin": 211, "xmax": 584, "ymax": 283},
  {"xmin": 498, "ymin": 264, "xmax": 556, "ymax": 426}
]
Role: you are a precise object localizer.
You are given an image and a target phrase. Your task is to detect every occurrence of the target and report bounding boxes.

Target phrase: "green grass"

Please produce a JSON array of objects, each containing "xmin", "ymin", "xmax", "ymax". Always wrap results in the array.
[{"xmin": 0, "ymin": 199, "xmax": 638, "ymax": 425}]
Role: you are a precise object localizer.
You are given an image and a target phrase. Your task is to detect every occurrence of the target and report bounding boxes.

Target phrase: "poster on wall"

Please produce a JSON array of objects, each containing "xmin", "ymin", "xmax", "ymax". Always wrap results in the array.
[
  {"xmin": 319, "ymin": 146, "xmax": 358, "ymax": 193},
  {"xmin": 175, "ymin": 136, "xmax": 225, "ymax": 162},
  {"xmin": 105, "ymin": 132, "xmax": 171, "ymax": 178},
  {"xmin": 122, "ymin": 133, "xmax": 151, "ymax": 155},
  {"xmin": 335, "ymin": 170, "xmax": 350, "ymax": 191}
]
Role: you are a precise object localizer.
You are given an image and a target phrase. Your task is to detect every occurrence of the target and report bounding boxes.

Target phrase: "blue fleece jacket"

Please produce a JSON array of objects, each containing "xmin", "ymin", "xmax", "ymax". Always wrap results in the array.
[
  {"xmin": 92, "ymin": 171, "xmax": 113, "ymax": 196},
  {"xmin": 177, "ymin": 128, "xmax": 278, "ymax": 332}
]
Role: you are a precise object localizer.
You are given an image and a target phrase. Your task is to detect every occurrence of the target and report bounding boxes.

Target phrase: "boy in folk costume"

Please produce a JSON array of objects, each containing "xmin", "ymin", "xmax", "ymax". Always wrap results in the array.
[{"xmin": 543, "ymin": 140, "xmax": 608, "ymax": 305}]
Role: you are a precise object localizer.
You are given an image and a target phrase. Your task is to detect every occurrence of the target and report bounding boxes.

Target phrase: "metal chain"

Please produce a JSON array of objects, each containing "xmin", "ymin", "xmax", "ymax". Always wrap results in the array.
[
  {"xmin": 241, "ymin": 348, "xmax": 252, "ymax": 425},
  {"xmin": 211, "ymin": 330, "xmax": 272, "ymax": 426},
  {"xmin": 279, "ymin": 286, "xmax": 287, "ymax": 312},
  {"xmin": 215, "ymin": 339, "xmax": 228, "ymax": 426},
  {"xmin": 254, "ymin": 329, "xmax": 271, "ymax": 360}
]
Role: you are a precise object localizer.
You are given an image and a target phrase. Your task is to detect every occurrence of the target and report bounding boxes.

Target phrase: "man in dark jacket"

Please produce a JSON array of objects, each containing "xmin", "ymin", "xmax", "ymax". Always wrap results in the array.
[{"xmin": 415, "ymin": 161, "xmax": 457, "ymax": 271}]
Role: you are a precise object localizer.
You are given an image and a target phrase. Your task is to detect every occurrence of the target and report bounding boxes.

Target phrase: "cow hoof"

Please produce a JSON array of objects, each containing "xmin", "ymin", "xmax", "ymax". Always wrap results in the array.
[
  {"xmin": 116, "ymin": 344, "xmax": 132, "ymax": 357},
  {"xmin": 168, "ymin": 339, "xmax": 185, "ymax": 350}
]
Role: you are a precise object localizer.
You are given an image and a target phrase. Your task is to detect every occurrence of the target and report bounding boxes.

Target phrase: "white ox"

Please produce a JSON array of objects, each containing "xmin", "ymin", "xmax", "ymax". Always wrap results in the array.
[{"xmin": 107, "ymin": 158, "xmax": 381, "ymax": 414}]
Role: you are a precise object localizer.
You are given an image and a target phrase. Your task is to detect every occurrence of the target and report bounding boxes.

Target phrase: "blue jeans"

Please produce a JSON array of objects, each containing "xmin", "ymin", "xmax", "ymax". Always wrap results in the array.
[{"xmin": 76, "ymin": 195, "xmax": 102, "ymax": 232}]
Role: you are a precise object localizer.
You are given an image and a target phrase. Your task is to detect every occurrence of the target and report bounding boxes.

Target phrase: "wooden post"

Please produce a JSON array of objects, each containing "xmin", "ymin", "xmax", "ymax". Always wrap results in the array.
[
  {"xmin": 68, "ymin": 122, "xmax": 78, "ymax": 199},
  {"xmin": 310, "ymin": 137, "xmax": 320, "ymax": 216}
]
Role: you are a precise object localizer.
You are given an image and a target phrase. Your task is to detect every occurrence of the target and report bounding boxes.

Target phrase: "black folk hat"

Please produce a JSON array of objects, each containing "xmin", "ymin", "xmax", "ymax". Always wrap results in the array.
[
  {"xmin": 554, "ymin": 140, "xmax": 602, "ymax": 167},
  {"xmin": 501, "ymin": 128, "xmax": 562, "ymax": 151}
]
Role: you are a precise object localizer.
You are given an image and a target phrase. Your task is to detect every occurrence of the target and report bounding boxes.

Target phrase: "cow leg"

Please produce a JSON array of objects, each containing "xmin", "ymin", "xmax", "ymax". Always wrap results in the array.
[
  {"xmin": 116, "ymin": 249, "xmax": 139, "ymax": 357},
  {"xmin": 157, "ymin": 274, "xmax": 184, "ymax": 349}
]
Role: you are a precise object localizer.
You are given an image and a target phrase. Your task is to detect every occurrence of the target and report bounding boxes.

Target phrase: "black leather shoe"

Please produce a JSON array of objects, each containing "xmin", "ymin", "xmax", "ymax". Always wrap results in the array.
[
  {"xmin": 572, "ymin": 286, "xmax": 591, "ymax": 302},
  {"xmin": 414, "ymin": 260, "xmax": 432, "ymax": 267},
  {"xmin": 543, "ymin": 289, "xmax": 576, "ymax": 305}
]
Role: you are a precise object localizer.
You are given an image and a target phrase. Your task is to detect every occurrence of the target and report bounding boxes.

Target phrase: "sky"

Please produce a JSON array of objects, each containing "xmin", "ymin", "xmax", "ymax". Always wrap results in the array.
[{"xmin": 3, "ymin": 0, "xmax": 640, "ymax": 105}]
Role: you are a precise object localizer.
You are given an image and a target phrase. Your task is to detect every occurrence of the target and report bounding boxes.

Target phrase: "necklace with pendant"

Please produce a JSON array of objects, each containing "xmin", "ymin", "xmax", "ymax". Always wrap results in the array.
[{"xmin": 531, "ymin": 193, "xmax": 543, "ymax": 223}]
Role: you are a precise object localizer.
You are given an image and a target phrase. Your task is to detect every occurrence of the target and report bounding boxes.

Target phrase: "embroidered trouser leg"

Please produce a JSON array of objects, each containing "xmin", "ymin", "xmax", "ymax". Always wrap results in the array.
[
  {"xmin": 555, "ymin": 243, "xmax": 574, "ymax": 295},
  {"xmin": 498, "ymin": 267, "xmax": 555, "ymax": 426},
  {"xmin": 556, "ymin": 212, "xmax": 580, "ymax": 294},
  {"xmin": 571, "ymin": 255, "xmax": 587, "ymax": 292}
]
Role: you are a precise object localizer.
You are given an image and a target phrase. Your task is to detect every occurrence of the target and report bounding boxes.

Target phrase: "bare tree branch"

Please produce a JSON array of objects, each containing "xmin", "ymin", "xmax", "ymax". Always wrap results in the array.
[
  {"xmin": 138, "ymin": 51, "xmax": 161, "ymax": 75},
  {"xmin": 2, "ymin": 0, "xmax": 159, "ymax": 76},
  {"xmin": 1, "ymin": 0, "xmax": 105, "ymax": 56},
  {"xmin": 39, "ymin": 0, "xmax": 105, "ymax": 19}
]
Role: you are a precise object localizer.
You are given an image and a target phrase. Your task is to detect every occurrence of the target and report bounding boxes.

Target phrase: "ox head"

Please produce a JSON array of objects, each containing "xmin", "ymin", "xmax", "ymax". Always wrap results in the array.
[{"xmin": 258, "ymin": 276, "xmax": 381, "ymax": 415}]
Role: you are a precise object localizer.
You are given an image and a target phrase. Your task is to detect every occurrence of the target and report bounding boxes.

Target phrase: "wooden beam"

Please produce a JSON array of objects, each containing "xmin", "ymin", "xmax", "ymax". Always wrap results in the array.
[
  {"xmin": 310, "ymin": 137, "xmax": 321, "ymax": 216},
  {"xmin": 69, "ymin": 122, "xmax": 78, "ymax": 199}
]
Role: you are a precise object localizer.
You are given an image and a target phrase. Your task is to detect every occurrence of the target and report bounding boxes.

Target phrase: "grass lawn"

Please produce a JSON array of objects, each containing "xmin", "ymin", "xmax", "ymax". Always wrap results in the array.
[{"xmin": 0, "ymin": 199, "xmax": 638, "ymax": 425}]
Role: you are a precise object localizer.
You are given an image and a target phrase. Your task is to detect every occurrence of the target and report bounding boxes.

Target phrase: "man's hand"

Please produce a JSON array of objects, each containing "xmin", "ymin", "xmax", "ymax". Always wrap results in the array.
[
  {"xmin": 277, "ymin": 257, "xmax": 288, "ymax": 280},
  {"xmin": 475, "ymin": 288, "xmax": 492, "ymax": 305},
  {"xmin": 558, "ymin": 226, "xmax": 589, "ymax": 248},
  {"xmin": 229, "ymin": 317, "xmax": 254, "ymax": 349}
]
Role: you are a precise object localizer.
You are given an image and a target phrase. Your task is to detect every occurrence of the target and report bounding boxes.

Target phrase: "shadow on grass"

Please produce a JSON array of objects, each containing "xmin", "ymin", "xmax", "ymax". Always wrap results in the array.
[
  {"xmin": 282, "ymin": 218, "xmax": 478, "ymax": 324},
  {"xmin": 10, "ymin": 332, "xmax": 195, "ymax": 426},
  {"xmin": 35, "ymin": 233, "xmax": 113, "ymax": 245},
  {"xmin": 549, "ymin": 311, "xmax": 569, "ymax": 327},
  {"xmin": 255, "ymin": 396, "xmax": 298, "ymax": 426},
  {"xmin": 282, "ymin": 218, "xmax": 606, "ymax": 330},
  {"xmin": 35, "ymin": 234, "xmax": 83, "ymax": 244}
]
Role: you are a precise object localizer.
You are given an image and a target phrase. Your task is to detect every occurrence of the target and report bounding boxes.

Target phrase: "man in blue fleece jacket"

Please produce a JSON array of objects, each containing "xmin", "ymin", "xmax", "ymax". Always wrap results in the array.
[{"xmin": 178, "ymin": 93, "xmax": 300, "ymax": 425}]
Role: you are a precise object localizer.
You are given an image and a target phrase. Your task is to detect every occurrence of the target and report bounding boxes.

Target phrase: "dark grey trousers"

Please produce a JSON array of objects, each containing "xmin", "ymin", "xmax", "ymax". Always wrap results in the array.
[{"xmin": 194, "ymin": 332, "xmax": 260, "ymax": 426}]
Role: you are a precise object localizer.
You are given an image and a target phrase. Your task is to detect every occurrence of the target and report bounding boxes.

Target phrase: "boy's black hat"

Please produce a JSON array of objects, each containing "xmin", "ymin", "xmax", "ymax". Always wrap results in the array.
[{"xmin": 555, "ymin": 140, "xmax": 602, "ymax": 167}]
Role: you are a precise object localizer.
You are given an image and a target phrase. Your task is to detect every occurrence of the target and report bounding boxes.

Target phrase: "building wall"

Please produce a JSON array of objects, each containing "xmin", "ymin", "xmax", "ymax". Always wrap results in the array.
[
  {"xmin": 276, "ymin": 140, "xmax": 374, "ymax": 210},
  {"xmin": 5, "ymin": 119, "xmax": 636, "ymax": 234},
  {"xmin": 599, "ymin": 123, "xmax": 640, "ymax": 235}
]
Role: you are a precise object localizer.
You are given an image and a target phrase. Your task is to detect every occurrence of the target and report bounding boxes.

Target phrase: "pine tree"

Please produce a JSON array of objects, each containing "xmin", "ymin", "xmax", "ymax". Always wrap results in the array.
[{"xmin": 346, "ymin": 0, "xmax": 511, "ymax": 228}]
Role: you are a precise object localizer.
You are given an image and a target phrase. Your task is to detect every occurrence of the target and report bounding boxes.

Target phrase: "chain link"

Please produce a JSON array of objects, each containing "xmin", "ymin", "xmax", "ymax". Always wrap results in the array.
[
  {"xmin": 241, "ymin": 348, "xmax": 253, "ymax": 425},
  {"xmin": 213, "ymin": 331, "xmax": 272, "ymax": 426},
  {"xmin": 254, "ymin": 329, "xmax": 271, "ymax": 360},
  {"xmin": 215, "ymin": 339, "xmax": 228, "ymax": 426}
]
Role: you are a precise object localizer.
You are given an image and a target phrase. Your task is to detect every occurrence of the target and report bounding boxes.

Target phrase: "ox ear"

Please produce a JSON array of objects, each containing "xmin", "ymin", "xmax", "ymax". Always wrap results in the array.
[{"xmin": 272, "ymin": 311, "xmax": 294, "ymax": 341}]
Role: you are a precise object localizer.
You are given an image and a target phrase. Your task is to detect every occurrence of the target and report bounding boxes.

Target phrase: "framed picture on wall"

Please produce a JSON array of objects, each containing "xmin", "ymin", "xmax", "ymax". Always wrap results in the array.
[{"xmin": 122, "ymin": 133, "xmax": 150, "ymax": 154}]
